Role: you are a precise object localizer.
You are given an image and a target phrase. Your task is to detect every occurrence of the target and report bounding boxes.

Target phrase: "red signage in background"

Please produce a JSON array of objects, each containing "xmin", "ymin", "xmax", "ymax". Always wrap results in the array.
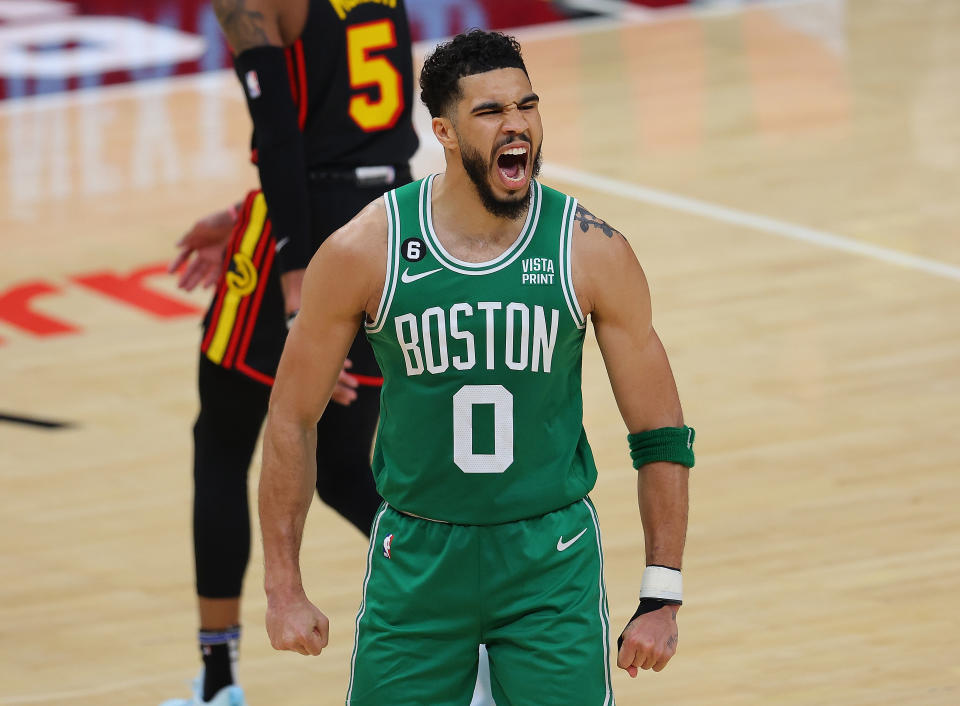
[{"xmin": 0, "ymin": 0, "xmax": 691, "ymax": 100}]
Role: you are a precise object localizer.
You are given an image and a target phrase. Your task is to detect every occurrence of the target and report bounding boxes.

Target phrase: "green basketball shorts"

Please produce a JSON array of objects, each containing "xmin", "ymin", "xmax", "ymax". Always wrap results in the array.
[{"xmin": 346, "ymin": 498, "xmax": 614, "ymax": 705}]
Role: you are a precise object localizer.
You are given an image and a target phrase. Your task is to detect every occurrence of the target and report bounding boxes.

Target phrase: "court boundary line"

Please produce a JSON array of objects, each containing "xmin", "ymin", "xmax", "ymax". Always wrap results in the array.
[
  {"xmin": 2, "ymin": 0, "xmax": 957, "ymax": 286},
  {"xmin": 544, "ymin": 163, "xmax": 960, "ymax": 283}
]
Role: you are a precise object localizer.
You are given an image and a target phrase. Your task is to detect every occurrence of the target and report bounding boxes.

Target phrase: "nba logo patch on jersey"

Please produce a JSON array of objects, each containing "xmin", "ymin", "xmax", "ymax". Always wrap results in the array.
[
  {"xmin": 245, "ymin": 70, "xmax": 261, "ymax": 99},
  {"xmin": 382, "ymin": 533, "xmax": 394, "ymax": 559}
]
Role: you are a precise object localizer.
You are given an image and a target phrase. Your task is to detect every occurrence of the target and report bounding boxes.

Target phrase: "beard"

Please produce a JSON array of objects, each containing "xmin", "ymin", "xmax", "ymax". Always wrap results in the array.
[{"xmin": 459, "ymin": 138, "xmax": 543, "ymax": 220}]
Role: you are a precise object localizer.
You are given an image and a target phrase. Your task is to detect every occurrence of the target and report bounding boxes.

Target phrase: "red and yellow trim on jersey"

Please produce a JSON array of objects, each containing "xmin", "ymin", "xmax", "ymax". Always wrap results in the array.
[
  {"xmin": 284, "ymin": 39, "xmax": 308, "ymax": 130},
  {"xmin": 202, "ymin": 192, "xmax": 272, "ymax": 372},
  {"xmin": 232, "ymin": 238, "xmax": 277, "ymax": 386},
  {"xmin": 250, "ymin": 39, "xmax": 306, "ymax": 165}
]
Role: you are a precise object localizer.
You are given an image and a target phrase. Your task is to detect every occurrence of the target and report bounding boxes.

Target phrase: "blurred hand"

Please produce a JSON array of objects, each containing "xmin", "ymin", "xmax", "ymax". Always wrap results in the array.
[
  {"xmin": 330, "ymin": 358, "xmax": 359, "ymax": 406},
  {"xmin": 168, "ymin": 208, "xmax": 236, "ymax": 291},
  {"xmin": 280, "ymin": 268, "xmax": 306, "ymax": 316}
]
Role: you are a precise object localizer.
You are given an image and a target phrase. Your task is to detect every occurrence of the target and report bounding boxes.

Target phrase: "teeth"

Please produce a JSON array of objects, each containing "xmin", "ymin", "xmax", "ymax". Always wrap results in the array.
[{"xmin": 503, "ymin": 147, "xmax": 527, "ymax": 156}]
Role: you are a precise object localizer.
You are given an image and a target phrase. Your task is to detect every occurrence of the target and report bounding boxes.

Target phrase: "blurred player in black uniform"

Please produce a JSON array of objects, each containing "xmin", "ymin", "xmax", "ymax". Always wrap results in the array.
[{"xmin": 162, "ymin": 1, "xmax": 417, "ymax": 704}]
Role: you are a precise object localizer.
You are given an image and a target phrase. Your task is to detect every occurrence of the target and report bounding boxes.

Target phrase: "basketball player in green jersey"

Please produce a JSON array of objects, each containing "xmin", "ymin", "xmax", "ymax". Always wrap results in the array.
[{"xmin": 259, "ymin": 30, "xmax": 694, "ymax": 704}]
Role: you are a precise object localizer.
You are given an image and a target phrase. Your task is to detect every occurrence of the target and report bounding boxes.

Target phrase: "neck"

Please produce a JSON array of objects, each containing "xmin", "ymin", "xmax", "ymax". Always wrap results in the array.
[{"xmin": 430, "ymin": 168, "xmax": 529, "ymax": 259}]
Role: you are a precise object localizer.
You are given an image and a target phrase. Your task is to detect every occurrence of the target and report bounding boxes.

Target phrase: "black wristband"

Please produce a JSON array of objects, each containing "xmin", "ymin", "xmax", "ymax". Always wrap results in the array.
[{"xmin": 617, "ymin": 598, "xmax": 672, "ymax": 651}]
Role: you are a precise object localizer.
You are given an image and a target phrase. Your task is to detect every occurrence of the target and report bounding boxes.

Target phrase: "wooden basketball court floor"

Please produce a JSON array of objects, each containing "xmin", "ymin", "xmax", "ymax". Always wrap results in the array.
[{"xmin": 1, "ymin": 0, "xmax": 958, "ymax": 703}]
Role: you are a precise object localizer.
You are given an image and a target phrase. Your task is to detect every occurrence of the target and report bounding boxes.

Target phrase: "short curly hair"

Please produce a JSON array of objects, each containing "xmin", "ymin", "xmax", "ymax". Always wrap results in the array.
[{"xmin": 419, "ymin": 29, "xmax": 528, "ymax": 118}]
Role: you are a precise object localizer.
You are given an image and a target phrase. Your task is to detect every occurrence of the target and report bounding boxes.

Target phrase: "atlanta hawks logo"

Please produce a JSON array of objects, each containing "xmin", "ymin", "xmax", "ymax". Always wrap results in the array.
[
  {"xmin": 226, "ymin": 253, "xmax": 258, "ymax": 297},
  {"xmin": 382, "ymin": 533, "xmax": 394, "ymax": 559}
]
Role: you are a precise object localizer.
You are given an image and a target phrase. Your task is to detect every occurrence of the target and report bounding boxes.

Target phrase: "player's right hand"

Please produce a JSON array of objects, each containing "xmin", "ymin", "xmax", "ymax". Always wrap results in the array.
[
  {"xmin": 168, "ymin": 208, "xmax": 236, "ymax": 291},
  {"xmin": 265, "ymin": 591, "xmax": 329, "ymax": 656}
]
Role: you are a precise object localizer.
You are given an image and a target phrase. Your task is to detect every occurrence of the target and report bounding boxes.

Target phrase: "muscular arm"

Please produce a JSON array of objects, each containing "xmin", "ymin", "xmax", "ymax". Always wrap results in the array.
[
  {"xmin": 258, "ymin": 254, "xmax": 360, "ymax": 597},
  {"xmin": 213, "ymin": 0, "xmax": 278, "ymax": 51},
  {"xmin": 214, "ymin": 0, "xmax": 312, "ymax": 310},
  {"xmin": 596, "ymin": 316, "xmax": 688, "ymax": 570},
  {"xmin": 258, "ymin": 202, "xmax": 386, "ymax": 653},
  {"xmin": 573, "ymin": 204, "xmax": 689, "ymax": 672},
  {"xmin": 574, "ymin": 205, "xmax": 688, "ymax": 563}
]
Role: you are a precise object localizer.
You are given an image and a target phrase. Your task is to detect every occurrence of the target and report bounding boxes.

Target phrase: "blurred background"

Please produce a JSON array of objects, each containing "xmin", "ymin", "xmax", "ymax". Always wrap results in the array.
[{"xmin": 1, "ymin": 1, "xmax": 958, "ymax": 704}]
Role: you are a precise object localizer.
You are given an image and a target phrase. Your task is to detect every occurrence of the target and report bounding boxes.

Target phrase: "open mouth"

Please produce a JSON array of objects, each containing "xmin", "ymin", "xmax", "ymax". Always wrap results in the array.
[{"xmin": 496, "ymin": 146, "xmax": 529, "ymax": 186}]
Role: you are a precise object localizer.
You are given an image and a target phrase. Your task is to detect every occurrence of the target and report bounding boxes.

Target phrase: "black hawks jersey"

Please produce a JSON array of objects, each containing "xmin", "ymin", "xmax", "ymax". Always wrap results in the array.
[
  {"xmin": 208, "ymin": 0, "xmax": 418, "ymax": 384},
  {"xmin": 239, "ymin": 0, "xmax": 419, "ymax": 167}
]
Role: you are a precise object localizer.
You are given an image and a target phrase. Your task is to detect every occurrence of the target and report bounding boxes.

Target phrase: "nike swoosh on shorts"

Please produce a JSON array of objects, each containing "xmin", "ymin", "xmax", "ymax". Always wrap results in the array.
[{"xmin": 557, "ymin": 527, "xmax": 588, "ymax": 552}]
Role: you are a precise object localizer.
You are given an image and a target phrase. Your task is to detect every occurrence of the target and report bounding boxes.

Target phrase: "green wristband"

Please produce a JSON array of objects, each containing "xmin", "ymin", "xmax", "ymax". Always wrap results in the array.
[{"xmin": 627, "ymin": 426, "xmax": 695, "ymax": 469}]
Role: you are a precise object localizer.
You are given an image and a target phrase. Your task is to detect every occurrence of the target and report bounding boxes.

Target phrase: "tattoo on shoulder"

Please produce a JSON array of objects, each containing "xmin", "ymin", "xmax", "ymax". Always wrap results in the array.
[
  {"xmin": 213, "ymin": 0, "xmax": 269, "ymax": 52},
  {"xmin": 574, "ymin": 205, "xmax": 626, "ymax": 242}
]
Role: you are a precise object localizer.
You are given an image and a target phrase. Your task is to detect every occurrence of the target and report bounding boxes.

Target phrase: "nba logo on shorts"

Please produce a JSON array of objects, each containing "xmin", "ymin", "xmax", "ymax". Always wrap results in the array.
[
  {"xmin": 245, "ymin": 70, "xmax": 261, "ymax": 99},
  {"xmin": 382, "ymin": 534, "xmax": 394, "ymax": 559}
]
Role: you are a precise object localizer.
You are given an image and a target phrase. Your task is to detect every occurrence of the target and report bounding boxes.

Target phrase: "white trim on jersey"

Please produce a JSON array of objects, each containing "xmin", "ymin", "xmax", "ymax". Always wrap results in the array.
[
  {"xmin": 346, "ymin": 502, "xmax": 390, "ymax": 705},
  {"xmin": 366, "ymin": 190, "xmax": 402, "ymax": 334},
  {"xmin": 419, "ymin": 174, "xmax": 543, "ymax": 275},
  {"xmin": 559, "ymin": 196, "xmax": 587, "ymax": 329},
  {"xmin": 582, "ymin": 497, "xmax": 614, "ymax": 706}
]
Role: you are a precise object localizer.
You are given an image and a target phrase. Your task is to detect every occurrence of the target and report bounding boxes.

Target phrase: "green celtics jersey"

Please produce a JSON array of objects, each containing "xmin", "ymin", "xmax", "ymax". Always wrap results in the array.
[{"xmin": 364, "ymin": 175, "xmax": 598, "ymax": 525}]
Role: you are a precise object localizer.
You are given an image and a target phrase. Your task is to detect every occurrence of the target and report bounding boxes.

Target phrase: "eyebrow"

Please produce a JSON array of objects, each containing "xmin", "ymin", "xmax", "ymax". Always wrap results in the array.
[{"xmin": 470, "ymin": 93, "xmax": 540, "ymax": 114}]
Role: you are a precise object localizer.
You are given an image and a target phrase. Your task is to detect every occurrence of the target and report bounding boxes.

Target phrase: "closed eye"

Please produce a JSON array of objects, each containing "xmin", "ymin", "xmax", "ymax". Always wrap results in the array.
[{"xmin": 470, "ymin": 94, "xmax": 540, "ymax": 116}]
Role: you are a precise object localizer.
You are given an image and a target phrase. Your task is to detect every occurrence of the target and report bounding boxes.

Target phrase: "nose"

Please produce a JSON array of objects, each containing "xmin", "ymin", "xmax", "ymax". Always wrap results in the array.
[{"xmin": 501, "ymin": 103, "xmax": 526, "ymax": 134}]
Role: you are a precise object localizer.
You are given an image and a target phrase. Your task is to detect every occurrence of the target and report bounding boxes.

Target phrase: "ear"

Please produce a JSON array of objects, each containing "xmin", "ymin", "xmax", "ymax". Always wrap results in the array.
[{"xmin": 432, "ymin": 116, "xmax": 459, "ymax": 152}]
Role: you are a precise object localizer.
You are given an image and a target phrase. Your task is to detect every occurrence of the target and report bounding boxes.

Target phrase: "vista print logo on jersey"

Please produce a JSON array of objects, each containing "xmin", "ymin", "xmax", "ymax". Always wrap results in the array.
[{"xmin": 521, "ymin": 257, "xmax": 555, "ymax": 285}]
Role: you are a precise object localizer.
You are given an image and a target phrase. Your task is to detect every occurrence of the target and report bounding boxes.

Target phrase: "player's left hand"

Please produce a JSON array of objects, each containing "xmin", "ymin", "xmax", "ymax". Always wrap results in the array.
[
  {"xmin": 264, "ymin": 589, "xmax": 329, "ymax": 657},
  {"xmin": 616, "ymin": 604, "xmax": 679, "ymax": 677},
  {"xmin": 330, "ymin": 358, "xmax": 359, "ymax": 406}
]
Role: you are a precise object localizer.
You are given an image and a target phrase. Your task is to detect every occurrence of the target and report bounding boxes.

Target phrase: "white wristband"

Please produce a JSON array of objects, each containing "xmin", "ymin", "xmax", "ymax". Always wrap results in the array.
[{"xmin": 639, "ymin": 565, "xmax": 683, "ymax": 603}]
